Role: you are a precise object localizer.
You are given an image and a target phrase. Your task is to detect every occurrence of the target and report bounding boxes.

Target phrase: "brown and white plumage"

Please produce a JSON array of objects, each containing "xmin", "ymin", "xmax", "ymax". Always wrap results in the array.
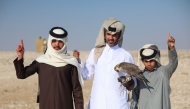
[{"xmin": 114, "ymin": 62, "xmax": 149, "ymax": 89}]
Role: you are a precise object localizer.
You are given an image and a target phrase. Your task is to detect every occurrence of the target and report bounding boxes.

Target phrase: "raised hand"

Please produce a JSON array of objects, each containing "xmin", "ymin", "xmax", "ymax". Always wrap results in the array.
[
  {"xmin": 73, "ymin": 50, "xmax": 81, "ymax": 64},
  {"xmin": 16, "ymin": 39, "xmax": 25, "ymax": 60},
  {"xmin": 167, "ymin": 32, "xmax": 175, "ymax": 51},
  {"xmin": 73, "ymin": 51, "xmax": 80, "ymax": 60}
]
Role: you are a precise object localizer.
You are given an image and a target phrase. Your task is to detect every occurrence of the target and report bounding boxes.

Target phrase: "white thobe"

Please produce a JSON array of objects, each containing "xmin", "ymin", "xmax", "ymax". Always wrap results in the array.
[{"xmin": 81, "ymin": 44, "xmax": 136, "ymax": 109}]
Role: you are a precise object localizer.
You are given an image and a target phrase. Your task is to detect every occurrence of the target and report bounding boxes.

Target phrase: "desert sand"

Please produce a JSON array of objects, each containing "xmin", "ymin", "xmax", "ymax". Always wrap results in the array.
[{"xmin": 0, "ymin": 50, "xmax": 190, "ymax": 109}]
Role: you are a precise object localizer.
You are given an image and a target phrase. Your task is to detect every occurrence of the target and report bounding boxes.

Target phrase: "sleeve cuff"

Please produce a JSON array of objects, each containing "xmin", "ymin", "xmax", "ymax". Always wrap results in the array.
[
  {"xmin": 168, "ymin": 47, "xmax": 177, "ymax": 57},
  {"xmin": 13, "ymin": 58, "xmax": 24, "ymax": 69}
]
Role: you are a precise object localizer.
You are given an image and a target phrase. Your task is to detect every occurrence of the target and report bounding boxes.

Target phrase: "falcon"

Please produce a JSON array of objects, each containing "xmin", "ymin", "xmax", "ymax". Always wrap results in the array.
[{"xmin": 114, "ymin": 62, "xmax": 149, "ymax": 89}]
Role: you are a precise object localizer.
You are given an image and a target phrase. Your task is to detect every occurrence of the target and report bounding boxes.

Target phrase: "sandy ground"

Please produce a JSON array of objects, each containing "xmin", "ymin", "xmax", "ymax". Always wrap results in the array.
[{"xmin": 0, "ymin": 50, "xmax": 190, "ymax": 109}]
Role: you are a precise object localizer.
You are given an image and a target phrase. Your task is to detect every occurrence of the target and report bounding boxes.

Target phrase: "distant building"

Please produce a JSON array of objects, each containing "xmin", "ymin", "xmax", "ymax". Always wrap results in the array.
[{"xmin": 36, "ymin": 37, "xmax": 47, "ymax": 53}]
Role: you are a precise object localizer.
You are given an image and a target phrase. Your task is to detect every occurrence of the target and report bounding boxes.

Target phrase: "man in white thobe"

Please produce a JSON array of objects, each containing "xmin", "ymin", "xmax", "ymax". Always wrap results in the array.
[{"xmin": 79, "ymin": 18, "xmax": 137, "ymax": 109}]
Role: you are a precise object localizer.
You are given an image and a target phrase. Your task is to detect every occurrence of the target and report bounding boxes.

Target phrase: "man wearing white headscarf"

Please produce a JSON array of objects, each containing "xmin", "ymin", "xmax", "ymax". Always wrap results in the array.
[
  {"xmin": 79, "ymin": 18, "xmax": 136, "ymax": 109},
  {"xmin": 130, "ymin": 32, "xmax": 178, "ymax": 109},
  {"xmin": 13, "ymin": 27, "xmax": 84, "ymax": 109}
]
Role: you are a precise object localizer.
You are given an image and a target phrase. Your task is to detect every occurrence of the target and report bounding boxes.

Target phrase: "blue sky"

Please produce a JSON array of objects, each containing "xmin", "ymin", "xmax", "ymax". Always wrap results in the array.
[{"xmin": 0, "ymin": 0, "xmax": 189, "ymax": 51}]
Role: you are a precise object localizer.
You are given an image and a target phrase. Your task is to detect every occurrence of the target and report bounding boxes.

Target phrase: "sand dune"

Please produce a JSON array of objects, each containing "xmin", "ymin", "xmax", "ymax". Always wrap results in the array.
[{"xmin": 0, "ymin": 50, "xmax": 190, "ymax": 109}]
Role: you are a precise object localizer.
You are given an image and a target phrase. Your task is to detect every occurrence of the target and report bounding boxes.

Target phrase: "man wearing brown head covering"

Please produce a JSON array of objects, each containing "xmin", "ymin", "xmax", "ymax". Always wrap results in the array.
[{"xmin": 78, "ymin": 18, "xmax": 136, "ymax": 109}]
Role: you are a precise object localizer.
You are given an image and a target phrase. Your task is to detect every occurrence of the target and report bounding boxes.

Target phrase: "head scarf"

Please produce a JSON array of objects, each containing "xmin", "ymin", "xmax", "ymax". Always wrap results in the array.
[
  {"xmin": 94, "ymin": 17, "xmax": 125, "ymax": 62},
  {"xmin": 36, "ymin": 27, "xmax": 83, "ymax": 87},
  {"xmin": 137, "ymin": 44, "xmax": 161, "ymax": 67}
]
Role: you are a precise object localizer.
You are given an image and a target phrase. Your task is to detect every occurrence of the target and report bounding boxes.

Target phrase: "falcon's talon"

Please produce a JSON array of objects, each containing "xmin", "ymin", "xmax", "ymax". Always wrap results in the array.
[{"xmin": 126, "ymin": 77, "xmax": 132, "ymax": 82}]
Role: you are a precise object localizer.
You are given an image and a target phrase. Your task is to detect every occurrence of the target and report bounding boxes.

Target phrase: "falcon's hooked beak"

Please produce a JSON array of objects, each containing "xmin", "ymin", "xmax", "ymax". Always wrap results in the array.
[{"xmin": 114, "ymin": 64, "xmax": 120, "ymax": 72}]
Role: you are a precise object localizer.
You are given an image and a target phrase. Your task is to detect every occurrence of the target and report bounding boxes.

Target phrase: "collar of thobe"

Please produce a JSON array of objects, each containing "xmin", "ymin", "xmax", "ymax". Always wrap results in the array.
[{"xmin": 105, "ymin": 44, "xmax": 119, "ymax": 52}]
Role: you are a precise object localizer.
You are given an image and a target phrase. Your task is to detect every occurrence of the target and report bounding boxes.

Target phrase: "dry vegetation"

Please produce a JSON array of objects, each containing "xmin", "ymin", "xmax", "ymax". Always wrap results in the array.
[{"xmin": 0, "ymin": 50, "xmax": 190, "ymax": 109}]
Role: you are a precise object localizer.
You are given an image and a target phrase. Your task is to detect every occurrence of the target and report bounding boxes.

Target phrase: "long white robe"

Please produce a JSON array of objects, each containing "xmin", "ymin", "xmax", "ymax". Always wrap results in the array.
[{"xmin": 81, "ymin": 44, "xmax": 136, "ymax": 109}]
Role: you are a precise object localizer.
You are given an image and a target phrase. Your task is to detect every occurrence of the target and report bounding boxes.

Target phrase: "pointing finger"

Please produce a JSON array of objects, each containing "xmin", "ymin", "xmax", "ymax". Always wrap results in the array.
[
  {"xmin": 168, "ymin": 32, "xmax": 171, "ymax": 39},
  {"xmin": 20, "ymin": 39, "xmax": 24, "ymax": 49}
]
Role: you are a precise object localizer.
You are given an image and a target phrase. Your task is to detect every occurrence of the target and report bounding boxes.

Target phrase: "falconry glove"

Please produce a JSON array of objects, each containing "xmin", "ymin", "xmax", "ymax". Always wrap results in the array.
[{"xmin": 118, "ymin": 76, "xmax": 134, "ymax": 90}]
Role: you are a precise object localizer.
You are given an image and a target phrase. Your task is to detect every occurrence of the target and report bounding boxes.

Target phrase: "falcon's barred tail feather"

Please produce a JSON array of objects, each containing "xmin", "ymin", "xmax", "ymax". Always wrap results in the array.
[
  {"xmin": 141, "ymin": 80, "xmax": 151, "ymax": 92},
  {"xmin": 138, "ymin": 72, "xmax": 151, "ymax": 92}
]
